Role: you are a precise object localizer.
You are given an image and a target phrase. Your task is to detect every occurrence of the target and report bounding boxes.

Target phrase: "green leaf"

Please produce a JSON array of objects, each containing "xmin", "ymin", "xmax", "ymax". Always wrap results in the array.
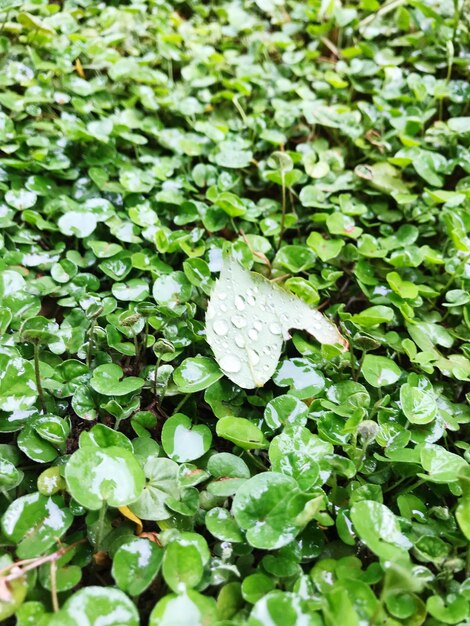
[
  {"xmin": 213, "ymin": 140, "xmax": 253, "ymax": 168},
  {"xmin": 58, "ymin": 211, "xmax": 98, "ymax": 238},
  {"xmin": 447, "ymin": 117, "xmax": 470, "ymax": 133},
  {"xmin": 207, "ymin": 452, "xmax": 250, "ymax": 496},
  {"xmin": 269, "ymin": 425, "xmax": 331, "ymax": 490},
  {"xmin": 361, "ymin": 355, "xmax": 401, "ymax": 387},
  {"xmin": 112, "ymin": 537, "xmax": 163, "ymax": 596},
  {"xmin": 173, "ymin": 357, "xmax": 223, "ymax": 392},
  {"xmin": 130, "ymin": 457, "xmax": 179, "ymax": 521},
  {"xmin": 264, "ymin": 394, "xmax": 309, "ymax": 430},
  {"xmin": 1, "ymin": 493, "xmax": 72, "ymax": 558},
  {"xmin": 49, "ymin": 587, "xmax": 139, "ymax": 626},
  {"xmin": 162, "ymin": 540, "xmax": 204, "ymax": 593},
  {"xmin": 386, "ymin": 271, "xmax": 419, "ymax": 299},
  {"xmin": 400, "ymin": 383, "xmax": 437, "ymax": 425},
  {"xmin": 153, "ymin": 272, "xmax": 192, "ymax": 309},
  {"xmin": 0, "ymin": 354, "xmax": 37, "ymax": 411},
  {"xmin": 350, "ymin": 500, "xmax": 412, "ymax": 560},
  {"xmin": 65, "ymin": 446, "xmax": 145, "ymax": 510},
  {"xmin": 205, "ymin": 507, "xmax": 244, "ymax": 542},
  {"xmin": 350, "ymin": 306, "xmax": 395, "ymax": 327},
  {"xmin": 216, "ymin": 417, "xmax": 268, "ymax": 450},
  {"xmin": 307, "ymin": 232, "xmax": 345, "ymax": 261},
  {"xmin": 426, "ymin": 595, "xmax": 469, "ymax": 624},
  {"xmin": 90, "ymin": 364, "xmax": 144, "ymax": 396},
  {"xmin": 249, "ymin": 591, "xmax": 320, "ymax": 626},
  {"xmin": 149, "ymin": 590, "xmax": 217, "ymax": 626},
  {"xmin": 232, "ymin": 472, "xmax": 305, "ymax": 549},
  {"xmin": 273, "ymin": 358, "xmax": 326, "ymax": 399},
  {"xmin": 162, "ymin": 413, "xmax": 212, "ymax": 462},
  {"xmin": 420, "ymin": 444, "xmax": 468, "ymax": 483}
]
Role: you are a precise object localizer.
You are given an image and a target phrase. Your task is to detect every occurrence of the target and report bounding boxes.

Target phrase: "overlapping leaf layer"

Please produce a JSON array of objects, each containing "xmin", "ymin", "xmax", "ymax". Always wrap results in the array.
[{"xmin": 0, "ymin": 1, "xmax": 469, "ymax": 625}]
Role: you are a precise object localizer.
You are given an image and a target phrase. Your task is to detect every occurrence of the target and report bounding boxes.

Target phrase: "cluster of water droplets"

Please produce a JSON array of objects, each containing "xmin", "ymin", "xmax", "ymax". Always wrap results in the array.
[
  {"xmin": 206, "ymin": 257, "xmax": 346, "ymax": 387},
  {"xmin": 208, "ymin": 282, "xmax": 284, "ymax": 378}
]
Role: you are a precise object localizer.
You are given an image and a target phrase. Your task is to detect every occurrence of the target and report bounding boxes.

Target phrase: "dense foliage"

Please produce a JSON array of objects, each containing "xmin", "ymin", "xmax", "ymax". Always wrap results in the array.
[{"xmin": 0, "ymin": 0, "xmax": 469, "ymax": 624}]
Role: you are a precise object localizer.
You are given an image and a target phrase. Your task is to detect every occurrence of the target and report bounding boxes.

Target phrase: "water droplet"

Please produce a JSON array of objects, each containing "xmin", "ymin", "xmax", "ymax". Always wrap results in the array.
[
  {"xmin": 232, "ymin": 315, "xmax": 246, "ymax": 329},
  {"xmin": 235, "ymin": 295, "xmax": 245, "ymax": 311},
  {"xmin": 280, "ymin": 313, "xmax": 289, "ymax": 322},
  {"xmin": 248, "ymin": 328, "xmax": 258, "ymax": 341},
  {"xmin": 269, "ymin": 322, "xmax": 282, "ymax": 335},
  {"xmin": 262, "ymin": 346, "xmax": 271, "ymax": 355},
  {"xmin": 220, "ymin": 303, "xmax": 228, "ymax": 312},
  {"xmin": 220, "ymin": 354, "xmax": 241, "ymax": 373},
  {"xmin": 217, "ymin": 291, "xmax": 227, "ymax": 300},
  {"xmin": 235, "ymin": 334, "xmax": 245, "ymax": 348},
  {"xmin": 246, "ymin": 288, "xmax": 255, "ymax": 298},
  {"xmin": 263, "ymin": 363, "xmax": 270, "ymax": 371},
  {"xmin": 246, "ymin": 295, "xmax": 256, "ymax": 306},
  {"xmin": 213, "ymin": 320, "xmax": 229, "ymax": 336},
  {"xmin": 253, "ymin": 320, "xmax": 262, "ymax": 332},
  {"xmin": 248, "ymin": 349, "xmax": 260, "ymax": 365}
]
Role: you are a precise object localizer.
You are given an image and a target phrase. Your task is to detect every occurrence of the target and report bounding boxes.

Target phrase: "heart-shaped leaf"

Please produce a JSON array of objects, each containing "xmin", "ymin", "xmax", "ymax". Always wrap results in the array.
[
  {"xmin": 112, "ymin": 537, "xmax": 163, "ymax": 596},
  {"xmin": 149, "ymin": 590, "xmax": 217, "ymax": 626},
  {"xmin": 249, "ymin": 591, "xmax": 318, "ymax": 626},
  {"xmin": 264, "ymin": 394, "xmax": 309, "ymax": 430},
  {"xmin": 205, "ymin": 257, "xmax": 347, "ymax": 388},
  {"xmin": 130, "ymin": 457, "xmax": 179, "ymax": 521},
  {"xmin": 162, "ymin": 414, "xmax": 212, "ymax": 463},
  {"xmin": 162, "ymin": 540, "xmax": 204, "ymax": 593},
  {"xmin": 90, "ymin": 363, "xmax": 144, "ymax": 396},
  {"xmin": 58, "ymin": 211, "xmax": 98, "ymax": 238},
  {"xmin": 361, "ymin": 355, "xmax": 401, "ymax": 388},
  {"xmin": 48, "ymin": 587, "xmax": 139, "ymax": 626},
  {"xmin": 232, "ymin": 472, "xmax": 304, "ymax": 549}
]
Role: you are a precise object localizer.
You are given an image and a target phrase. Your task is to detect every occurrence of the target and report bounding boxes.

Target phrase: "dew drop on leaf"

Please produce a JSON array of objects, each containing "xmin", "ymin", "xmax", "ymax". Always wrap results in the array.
[
  {"xmin": 219, "ymin": 355, "xmax": 242, "ymax": 373},
  {"xmin": 231, "ymin": 315, "xmax": 247, "ymax": 329},
  {"xmin": 235, "ymin": 335, "xmax": 246, "ymax": 348},
  {"xmin": 235, "ymin": 295, "xmax": 245, "ymax": 311},
  {"xmin": 248, "ymin": 329, "xmax": 258, "ymax": 341},
  {"xmin": 213, "ymin": 320, "xmax": 229, "ymax": 336}
]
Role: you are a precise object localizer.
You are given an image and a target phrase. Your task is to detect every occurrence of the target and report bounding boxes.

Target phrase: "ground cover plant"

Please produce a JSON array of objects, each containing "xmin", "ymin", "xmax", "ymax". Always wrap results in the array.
[{"xmin": 0, "ymin": 0, "xmax": 469, "ymax": 624}]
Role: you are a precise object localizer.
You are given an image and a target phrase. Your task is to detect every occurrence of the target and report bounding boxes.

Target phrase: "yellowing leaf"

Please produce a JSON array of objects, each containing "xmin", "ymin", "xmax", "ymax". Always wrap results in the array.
[
  {"xmin": 205, "ymin": 256, "xmax": 347, "ymax": 389},
  {"xmin": 119, "ymin": 506, "xmax": 143, "ymax": 535}
]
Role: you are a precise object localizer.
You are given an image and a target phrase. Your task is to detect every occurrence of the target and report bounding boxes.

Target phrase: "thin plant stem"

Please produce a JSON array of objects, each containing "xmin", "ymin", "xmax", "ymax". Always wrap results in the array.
[
  {"xmin": 86, "ymin": 319, "xmax": 96, "ymax": 368},
  {"xmin": 277, "ymin": 171, "xmax": 287, "ymax": 251},
  {"xmin": 359, "ymin": 0, "xmax": 406, "ymax": 28},
  {"xmin": 0, "ymin": 539, "xmax": 86, "ymax": 583},
  {"xmin": 95, "ymin": 502, "xmax": 108, "ymax": 552},
  {"xmin": 0, "ymin": 10, "xmax": 10, "ymax": 32},
  {"xmin": 50, "ymin": 560, "xmax": 59, "ymax": 612},
  {"xmin": 134, "ymin": 335, "xmax": 140, "ymax": 367},
  {"xmin": 153, "ymin": 356, "xmax": 162, "ymax": 397},
  {"xmin": 244, "ymin": 450, "xmax": 267, "ymax": 471},
  {"xmin": 233, "ymin": 95, "xmax": 248, "ymax": 126},
  {"xmin": 33, "ymin": 342, "xmax": 46, "ymax": 413},
  {"xmin": 173, "ymin": 393, "xmax": 190, "ymax": 414}
]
